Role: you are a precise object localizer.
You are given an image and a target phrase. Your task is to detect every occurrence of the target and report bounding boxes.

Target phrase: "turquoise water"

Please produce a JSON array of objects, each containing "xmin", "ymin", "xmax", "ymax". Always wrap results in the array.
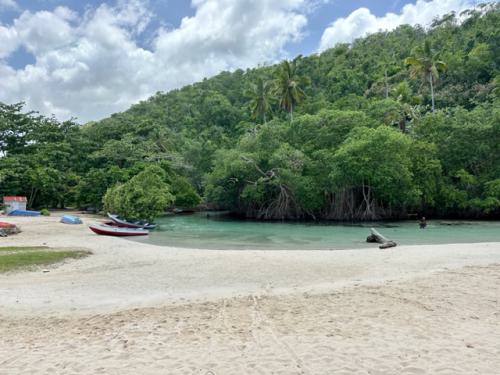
[{"xmin": 133, "ymin": 212, "xmax": 500, "ymax": 250}]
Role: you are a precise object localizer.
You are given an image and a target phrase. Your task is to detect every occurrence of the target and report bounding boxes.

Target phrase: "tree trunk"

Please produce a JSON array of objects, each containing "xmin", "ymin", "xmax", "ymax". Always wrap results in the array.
[
  {"xmin": 429, "ymin": 72, "xmax": 435, "ymax": 112},
  {"xmin": 399, "ymin": 118, "xmax": 406, "ymax": 133},
  {"xmin": 366, "ymin": 228, "xmax": 397, "ymax": 249},
  {"xmin": 361, "ymin": 182, "xmax": 375, "ymax": 220},
  {"xmin": 384, "ymin": 68, "xmax": 389, "ymax": 99},
  {"xmin": 28, "ymin": 188, "xmax": 37, "ymax": 209}
]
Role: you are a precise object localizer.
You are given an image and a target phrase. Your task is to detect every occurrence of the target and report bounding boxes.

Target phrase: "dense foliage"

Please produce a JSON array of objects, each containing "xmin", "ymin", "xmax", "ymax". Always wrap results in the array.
[
  {"xmin": 103, "ymin": 166, "xmax": 174, "ymax": 221},
  {"xmin": 0, "ymin": 4, "xmax": 498, "ymax": 220}
]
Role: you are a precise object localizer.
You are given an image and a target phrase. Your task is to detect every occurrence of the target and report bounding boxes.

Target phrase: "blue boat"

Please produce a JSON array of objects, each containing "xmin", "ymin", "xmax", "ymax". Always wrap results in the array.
[
  {"xmin": 8, "ymin": 209, "xmax": 40, "ymax": 217},
  {"xmin": 60, "ymin": 215, "xmax": 83, "ymax": 224}
]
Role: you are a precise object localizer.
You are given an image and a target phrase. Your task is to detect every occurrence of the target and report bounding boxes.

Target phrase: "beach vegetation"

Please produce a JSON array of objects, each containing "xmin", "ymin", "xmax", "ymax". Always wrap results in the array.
[
  {"xmin": 169, "ymin": 175, "xmax": 202, "ymax": 209},
  {"xmin": 0, "ymin": 246, "xmax": 90, "ymax": 273},
  {"xmin": 103, "ymin": 166, "xmax": 174, "ymax": 221}
]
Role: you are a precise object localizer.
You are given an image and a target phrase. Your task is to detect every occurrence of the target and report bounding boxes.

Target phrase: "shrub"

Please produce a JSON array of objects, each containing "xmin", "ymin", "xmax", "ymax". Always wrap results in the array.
[
  {"xmin": 103, "ymin": 166, "xmax": 174, "ymax": 222},
  {"xmin": 170, "ymin": 176, "xmax": 201, "ymax": 209}
]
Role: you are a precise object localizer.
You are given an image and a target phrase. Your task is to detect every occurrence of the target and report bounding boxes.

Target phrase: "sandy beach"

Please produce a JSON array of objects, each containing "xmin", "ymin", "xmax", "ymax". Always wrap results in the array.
[{"xmin": 1, "ymin": 215, "xmax": 499, "ymax": 374}]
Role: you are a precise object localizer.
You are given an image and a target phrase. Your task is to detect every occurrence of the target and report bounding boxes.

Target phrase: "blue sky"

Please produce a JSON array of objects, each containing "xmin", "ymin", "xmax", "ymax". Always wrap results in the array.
[{"xmin": 0, "ymin": 0, "xmax": 489, "ymax": 121}]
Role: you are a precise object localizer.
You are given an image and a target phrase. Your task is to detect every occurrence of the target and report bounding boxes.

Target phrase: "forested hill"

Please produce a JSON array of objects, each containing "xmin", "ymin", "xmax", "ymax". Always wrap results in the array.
[{"xmin": 1, "ymin": 4, "xmax": 499, "ymax": 220}]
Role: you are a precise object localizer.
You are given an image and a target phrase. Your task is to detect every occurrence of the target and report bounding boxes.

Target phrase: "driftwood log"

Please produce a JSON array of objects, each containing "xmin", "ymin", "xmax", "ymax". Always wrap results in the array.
[{"xmin": 366, "ymin": 228, "xmax": 397, "ymax": 249}]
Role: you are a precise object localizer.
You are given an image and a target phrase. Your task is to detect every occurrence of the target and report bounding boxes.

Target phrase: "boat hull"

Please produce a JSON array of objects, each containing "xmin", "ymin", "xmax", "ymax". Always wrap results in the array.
[
  {"xmin": 107, "ymin": 213, "xmax": 157, "ymax": 229},
  {"xmin": 89, "ymin": 224, "xmax": 148, "ymax": 236},
  {"xmin": 61, "ymin": 214, "xmax": 83, "ymax": 224}
]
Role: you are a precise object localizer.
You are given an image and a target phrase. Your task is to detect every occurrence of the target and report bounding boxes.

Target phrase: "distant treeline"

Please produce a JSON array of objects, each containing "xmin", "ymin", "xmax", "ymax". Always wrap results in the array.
[{"xmin": 1, "ymin": 4, "xmax": 499, "ymax": 220}]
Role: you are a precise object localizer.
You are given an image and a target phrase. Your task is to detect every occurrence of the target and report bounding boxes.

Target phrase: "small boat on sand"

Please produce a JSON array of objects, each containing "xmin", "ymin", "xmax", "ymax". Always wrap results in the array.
[
  {"xmin": 107, "ymin": 213, "xmax": 157, "ymax": 229},
  {"xmin": 61, "ymin": 214, "xmax": 83, "ymax": 224},
  {"xmin": 0, "ymin": 221, "xmax": 20, "ymax": 236},
  {"xmin": 8, "ymin": 209, "xmax": 40, "ymax": 217},
  {"xmin": 89, "ymin": 223, "xmax": 149, "ymax": 236}
]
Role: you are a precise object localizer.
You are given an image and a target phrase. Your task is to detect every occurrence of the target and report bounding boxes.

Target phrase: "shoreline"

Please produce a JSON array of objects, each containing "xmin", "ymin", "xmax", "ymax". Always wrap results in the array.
[
  {"xmin": 1, "ymin": 214, "xmax": 500, "ymax": 316},
  {"xmin": 1, "ymin": 214, "xmax": 500, "ymax": 374}
]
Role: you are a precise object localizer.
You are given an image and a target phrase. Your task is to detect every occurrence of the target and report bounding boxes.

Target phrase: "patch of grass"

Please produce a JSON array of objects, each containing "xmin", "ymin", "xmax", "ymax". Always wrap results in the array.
[{"xmin": 0, "ymin": 247, "xmax": 91, "ymax": 273}]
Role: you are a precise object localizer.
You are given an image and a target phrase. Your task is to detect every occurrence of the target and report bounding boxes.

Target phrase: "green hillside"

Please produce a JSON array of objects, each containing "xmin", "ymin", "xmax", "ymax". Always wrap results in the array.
[{"xmin": 1, "ymin": 4, "xmax": 499, "ymax": 220}]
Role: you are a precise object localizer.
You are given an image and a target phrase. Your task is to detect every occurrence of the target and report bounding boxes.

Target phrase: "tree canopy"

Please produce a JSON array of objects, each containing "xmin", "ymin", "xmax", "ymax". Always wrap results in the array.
[
  {"xmin": 1, "ymin": 4, "xmax": 499, "ymax": 220},
  {"xmin": 103, "ymin": 166, "xmax": 174, "ymax": 222}
]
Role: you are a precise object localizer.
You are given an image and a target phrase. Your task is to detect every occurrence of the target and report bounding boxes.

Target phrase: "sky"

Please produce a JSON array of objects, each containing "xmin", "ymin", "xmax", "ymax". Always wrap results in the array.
[{"xmin": 0, "ymin": 0, "xmax": 492, "ymax": 123}]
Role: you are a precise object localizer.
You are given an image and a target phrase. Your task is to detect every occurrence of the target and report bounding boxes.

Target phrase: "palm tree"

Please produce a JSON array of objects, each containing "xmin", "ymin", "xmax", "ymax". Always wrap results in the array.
[
  {"xmin": 378, "ymin": 33, "xmax": 395, "ymax": 99},
  {"xmin": 245, "ymin": 78, "xmax": 273, "ymax": 124},
  {"xmin": 274, "ymin": 56, "xmax": 310, "ymax": 121},
  {"xmin": 404, "ymin": 40, "xmax": 447, "ymax": 112},
  {"xmin": 393, "ymin": 81, "xmax": 421, "ymax": 133}
]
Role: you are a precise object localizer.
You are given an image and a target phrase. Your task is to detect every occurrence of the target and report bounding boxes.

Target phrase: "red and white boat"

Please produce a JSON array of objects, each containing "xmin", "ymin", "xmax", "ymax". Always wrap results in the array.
[{"xmin": 89, "ymin": 223, "xmax": 149, "ymax": 236}]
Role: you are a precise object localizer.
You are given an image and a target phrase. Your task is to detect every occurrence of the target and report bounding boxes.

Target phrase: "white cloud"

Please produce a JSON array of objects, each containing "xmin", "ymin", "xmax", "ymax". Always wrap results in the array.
[
  {"xmin": 319, "ymin": 0, "xmax": 489, "ymax": 51},
  {"xmin": 154, "ymin": 0, "xmax": 306, "ymax": 77},
  {"xmin": 0, "ymin": 23, "xmax": 18, "ymax": 57},
  {"xmin": 0, "ymin": 0, "xmax": 19, "ymax": 11},
  {"xmin": 13, "ymin": 7, "xmax": 77, "ymax": 54},
  {"xmin": 0, "ymin": 0, "xmax": 309, "ymax": 122}
]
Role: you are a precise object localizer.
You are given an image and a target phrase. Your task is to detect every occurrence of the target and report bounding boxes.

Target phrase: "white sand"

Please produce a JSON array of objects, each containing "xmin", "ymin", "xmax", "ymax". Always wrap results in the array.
[{"xmin": 1, "ymin": 214, "xmax": 499, "ymax": 374}]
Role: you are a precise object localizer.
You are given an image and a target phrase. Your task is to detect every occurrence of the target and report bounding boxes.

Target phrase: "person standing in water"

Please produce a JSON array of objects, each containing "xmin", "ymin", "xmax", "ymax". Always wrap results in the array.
[{"xmin": 419, "ymin": 216, "xmax": 427, "ymax": 229}]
